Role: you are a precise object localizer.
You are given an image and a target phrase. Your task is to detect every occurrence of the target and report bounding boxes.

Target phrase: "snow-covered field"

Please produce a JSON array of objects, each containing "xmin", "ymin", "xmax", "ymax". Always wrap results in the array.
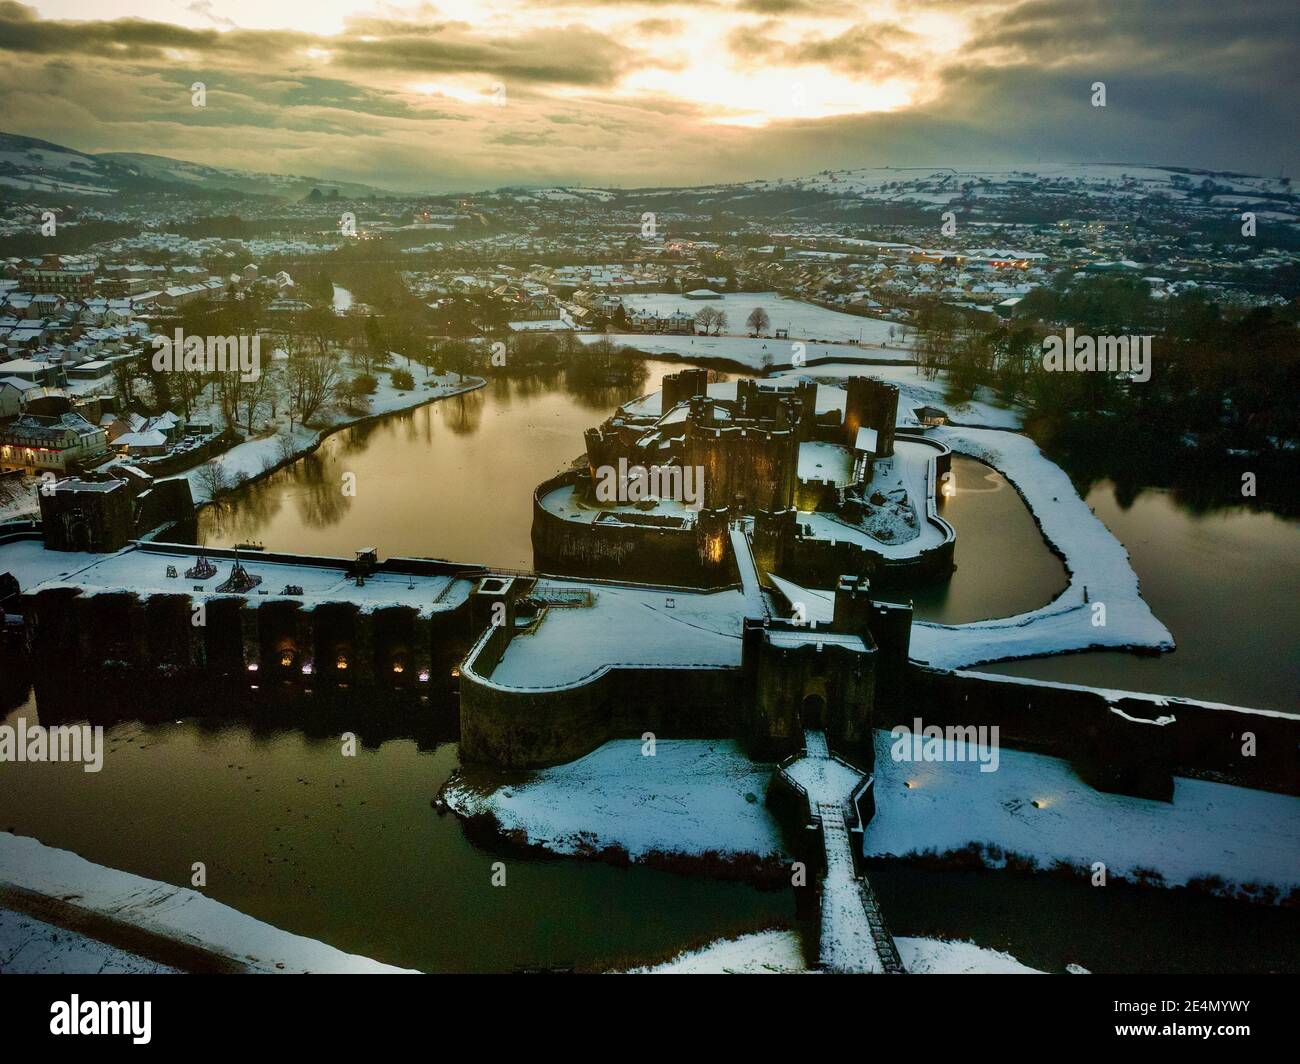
[
  {"xmin": 443, "ymin": 739, "xmax": 785, "ymax": 861},
  {"xmin": 868, "ymin": 731, "xmax": 1300, "ymax": 901},
  {"xmin": 773, "ymin": 362, "xmax": 1022, "ymax": 428},
  {"xmin": 620, "ymin": 292, "xmax": 902, "ymax": 346},
  {"xmin": 622, "ymin": 928, "xmax": 1042, "ymax": 974},
  {"xmin": 583, "ymin": 333, "xmax": 913, "ymax": 371},
  {"xmin": 0, "ymin": 832, "xmax": 412, "ymax": 973}
]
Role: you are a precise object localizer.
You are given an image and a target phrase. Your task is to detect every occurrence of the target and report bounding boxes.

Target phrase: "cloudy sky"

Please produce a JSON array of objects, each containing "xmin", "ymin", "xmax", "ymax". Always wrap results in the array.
[{"xmin": 1, "ymin": 0, "xmax": 1296, "ymax": 191}]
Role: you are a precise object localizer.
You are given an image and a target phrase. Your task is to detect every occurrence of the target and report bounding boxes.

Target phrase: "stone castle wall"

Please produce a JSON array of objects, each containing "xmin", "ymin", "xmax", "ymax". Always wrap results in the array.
[
  {"xmin": 531, "ymin": 470, "xmax": 737, "ymax": 586},
  {"xmin": 904, "ymin": 665, "xmax": 1300, "ymax": 798}
]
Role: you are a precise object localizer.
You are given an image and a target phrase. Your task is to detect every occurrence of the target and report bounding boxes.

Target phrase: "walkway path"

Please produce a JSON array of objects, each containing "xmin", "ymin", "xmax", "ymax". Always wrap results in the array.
[
  {"xmin": 782, "ymin": 729, "xmax": 905, "ymax": 974},
  {"xmin": 729, "ymin": 526, "xmax": 768, "ymax": 619}
]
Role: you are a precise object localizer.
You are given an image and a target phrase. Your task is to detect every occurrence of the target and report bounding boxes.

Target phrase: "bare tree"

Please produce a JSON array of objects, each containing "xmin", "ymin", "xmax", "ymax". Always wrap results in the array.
[
  {"xmin": 746, "ymin": 306, "xmax": 771, "ymax": 335},
  {"xmin": 240, "ymin": 367, "xmax": 278, "ymax": 435},
  {"xmin": 694, "ymin": 306, "xmax": 723, "ymax": 335},
  {"xmin": 194, "ymin": 461, "xmax": 232, "ymax": 501}
]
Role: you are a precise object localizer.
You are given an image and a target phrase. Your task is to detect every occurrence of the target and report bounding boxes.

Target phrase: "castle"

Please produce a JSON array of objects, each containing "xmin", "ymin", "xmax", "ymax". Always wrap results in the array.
[{"xmin": 534, "ymin": 368, "xmax": 955, "ymax": 588}]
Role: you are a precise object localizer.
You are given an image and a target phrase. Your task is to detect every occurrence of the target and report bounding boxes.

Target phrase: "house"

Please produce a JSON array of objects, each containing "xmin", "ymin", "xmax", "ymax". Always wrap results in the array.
[
  {"xmin": 0, "ymin": 380, "xmax": 22, "ymax": 419},
  {"xmin": 0, "ymin": 358, "xmax": 65, "ymax": 387},
  {"xmin": 66, "ymin": 359, "xmax": 115, "ymax": 382},
  {"xmin": 0, "ymin": 412, "xmax": 108, "ymax": 473},
  {"xmin": 110, "ymin": 429, "xmax": 170, "ymax": 457},
  {"xmin": 914, "ymin": 405, "xmax": 949, "ymax": 428},
  {"xmin": 665, "ymin": 309, "xmax": 695, "ymax": 334},
  {"xmin": 19, "ymin": 255, "xmax": 95, "ymax": 299}
]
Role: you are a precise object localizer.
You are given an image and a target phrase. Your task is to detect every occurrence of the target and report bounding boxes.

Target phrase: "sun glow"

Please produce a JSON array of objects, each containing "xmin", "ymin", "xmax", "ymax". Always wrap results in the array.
[{"xmin": 410, "ymin": 81, "xmax": 498, "ymax": 106}]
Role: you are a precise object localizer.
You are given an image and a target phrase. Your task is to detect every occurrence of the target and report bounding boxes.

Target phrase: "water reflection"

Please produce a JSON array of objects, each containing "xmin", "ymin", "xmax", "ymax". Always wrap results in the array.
[
  {"xmin": 198, "ymin": 361, "xmax": 1065, "ymax": 622},
  {"xmin": 986, "ymin": 480, "xmax": 1300, "ymax": 713},
  {"xmin": 0, "ymin": 694, "xmax": 793, "ymax": 973},
  {"xmin": 194, "ymin": 358, "xmax": 1298, "ymax": 710}
]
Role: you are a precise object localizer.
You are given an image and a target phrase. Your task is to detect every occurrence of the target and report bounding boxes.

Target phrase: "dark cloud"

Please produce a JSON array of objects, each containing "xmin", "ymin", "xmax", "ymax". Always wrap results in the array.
[
  {"xmin": 0, "ymin": 3, "xmax": 633, "ymax": 87},
  {"xmin": 634, "ymin": 18, "xmax": 684, "ymax": 35},
  {"xmin": 334, "ymin": 27, "xmax": 634, "ymax": 86},
  {"xmin": 0, "ymin": 0, "xmax": 1294, "ymax": 189},
  {"xmin": 735, "ymin": 0, "xmax": 851, "ymax": 14},
  {"xmin": 726, "ymin": 19, "xmax": 922, "ymax": 80}
]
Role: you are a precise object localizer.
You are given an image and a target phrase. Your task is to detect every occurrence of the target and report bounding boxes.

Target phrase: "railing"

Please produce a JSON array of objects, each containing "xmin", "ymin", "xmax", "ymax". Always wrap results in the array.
[{"xmin": 857, "ymin": 874, "xmax": 906, "ymax": 974}]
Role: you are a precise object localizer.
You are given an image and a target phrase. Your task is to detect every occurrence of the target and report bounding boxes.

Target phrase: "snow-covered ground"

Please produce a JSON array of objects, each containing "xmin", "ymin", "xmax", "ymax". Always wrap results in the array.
[
  {"xmin": 476, "ymin": 580, "xmax": 751, "ymax": 691},
  {"xmin": 448, "ymin": 735, "xmax": 1299, "ymax": 906},
  {"xmin": 908, "ymin": 425, "xmax": 1173, "ymax": 667},
  {"xmin": 0, "ymin": 908, "xmax": 180, "ymax": 974},
  {"xmin": 332, "ymin": 284, "xmax": 353, "ymax": 314},
  {"xmin": 2, "ymin": 538, "xmax": 473, "ymax": 617},
  {"xmin": 898, "ymin": 936, "xmax": 1042, "ymax": 974},
  {"xmin": 583, "ymin": 333, "xmax": 913, "ymax": 371},
  {"xmin": 624, "ymin": 928, "xmax": 805, "ymax": 974},
  {"xmin": 0, "ymin": 474, "xmax": 40, "ymax": 524},
  {"xmin": 622, "ymin": 928, "xmax": 1042, "ymax": 974},
  {"xmin": 770, "ymin": 363, "xmax": 1024, "ymax": 429},
  {"xmin": 443, "ymin": 739, "xmax": 784, "ymax": 861},
  {"xmin": 868, "ymin": 731, "xmax": 1300, "ymax": 901},
  {"xmin": 802, "ymin": 439, "xmax": 950, "ymax": 557},
  {"xmin": 0, "ymin": 832, "xmax": 413, "ymax": 973},
  {"xmin": 621, "ymin": 292, "xmax": 903, "ymax": 346}
]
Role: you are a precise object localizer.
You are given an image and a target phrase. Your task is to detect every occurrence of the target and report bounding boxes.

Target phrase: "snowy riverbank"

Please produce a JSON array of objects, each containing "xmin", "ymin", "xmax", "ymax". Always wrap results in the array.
[
  {"xmin": 445, "ymin": 735, "xmax": 1300, "ymax": 906},
  {"xmin": 443, "ymin": 739, "xmax": 785, "ymax": 866},
  {"xmin": 866, "ymin": 731, "xmax": 1300, "ymax": 903},
  {"xmin": 0, "ymin": 831, "xmax": 413, "ymax": 973},
  {"xmin": 181, "ymin": 368, "xmax": 485, "ymax": 504},
  {"xmin": 909, "ymin": 425, "xmax": 1175, "ymax": 667},
  {"xmin": 622, "ymin": 928, "xmax": 1043, "ymax": 974}
]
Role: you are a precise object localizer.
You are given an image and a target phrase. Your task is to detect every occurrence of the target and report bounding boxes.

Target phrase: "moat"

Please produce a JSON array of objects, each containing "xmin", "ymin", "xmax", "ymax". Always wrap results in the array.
[
  {"xmin": 3, "ymin": 356, "xmax": 1296, "ymax": 974},
  {"xmin": 3, "ymin": 696, "xmax": 1296, "ymax": 973},
  {"xmin": 196, "ymin": 358, "xmax": 1299, "ymax": 713}
]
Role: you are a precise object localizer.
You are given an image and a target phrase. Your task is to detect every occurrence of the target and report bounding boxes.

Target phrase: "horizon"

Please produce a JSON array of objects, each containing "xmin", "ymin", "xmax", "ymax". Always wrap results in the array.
[{"xmin": 11, "ymin": 125, "xmax": 1280, "ymax": 198}]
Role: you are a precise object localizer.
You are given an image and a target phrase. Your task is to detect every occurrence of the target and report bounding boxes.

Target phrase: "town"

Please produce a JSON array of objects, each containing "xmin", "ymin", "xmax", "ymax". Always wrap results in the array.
[{"xmin": 0, "ymin": 0, "xmax": 1296, "ymax": 1016}]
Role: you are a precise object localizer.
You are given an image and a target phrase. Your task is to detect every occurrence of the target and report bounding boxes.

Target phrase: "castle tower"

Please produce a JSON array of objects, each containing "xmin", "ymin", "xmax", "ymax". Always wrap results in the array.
[
  {"xmin": 662, "ymin": 367, "xmax": 709, "ymax": 412},
  {"xmin": 752, "ymin": 508, "xmax": 797, "ymax": 579},
  {"xmin": 831, "ymin": 573, "xmax": 874, "ymax": 633},
  {"xmin": 843, "ymin": 378, "xmax": 898, "ymax": 457},
  {"xmin": 694, "ymin": 506, "xmax": 730, "ymax": 569}
]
